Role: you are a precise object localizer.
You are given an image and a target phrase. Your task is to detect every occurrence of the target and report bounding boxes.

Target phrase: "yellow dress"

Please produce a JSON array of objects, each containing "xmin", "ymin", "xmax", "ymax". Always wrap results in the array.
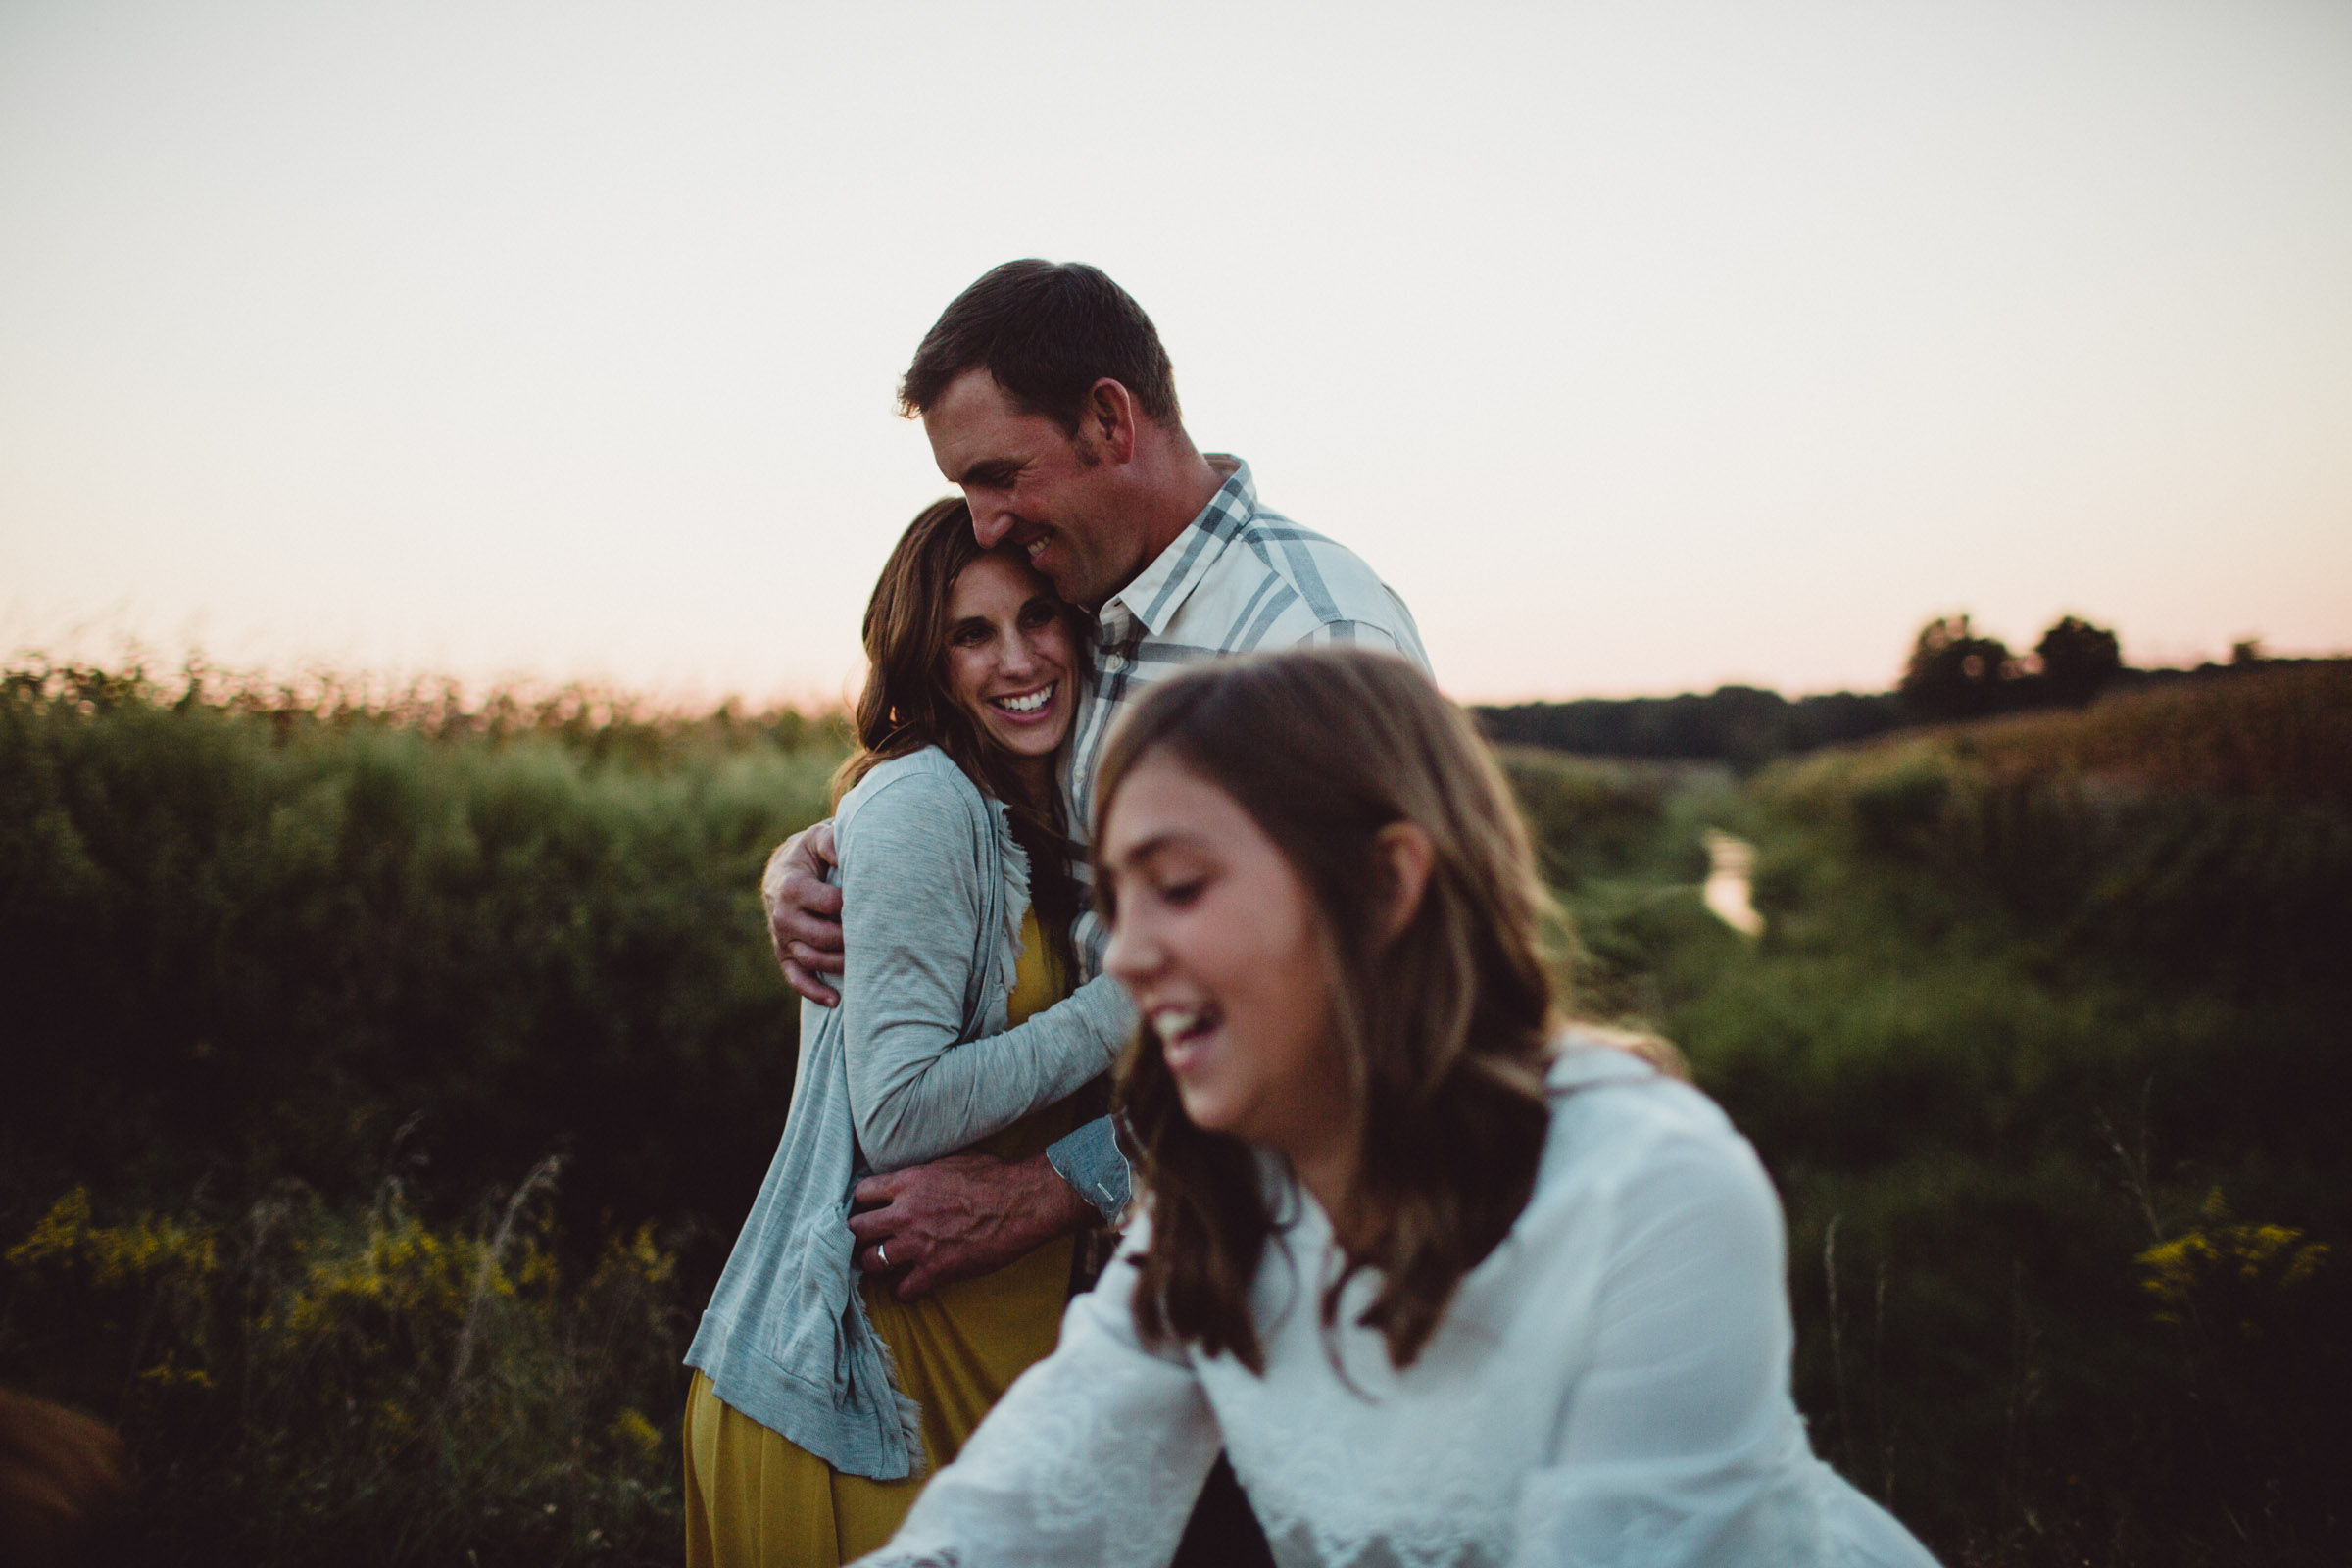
[{"xmin": 684, "ymin": 910, "xmax": 1081, "ymax": 1568}]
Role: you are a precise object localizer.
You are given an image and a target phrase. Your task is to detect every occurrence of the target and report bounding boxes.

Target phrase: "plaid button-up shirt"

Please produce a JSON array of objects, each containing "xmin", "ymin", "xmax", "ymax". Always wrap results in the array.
[
  {"xmin": 1062, "ymin": 455, "xmax": 1430, "ymax": 941},
  {"xmin": 1041, "ymin": 456, "xmax": 1430, "ymax": 1215}
]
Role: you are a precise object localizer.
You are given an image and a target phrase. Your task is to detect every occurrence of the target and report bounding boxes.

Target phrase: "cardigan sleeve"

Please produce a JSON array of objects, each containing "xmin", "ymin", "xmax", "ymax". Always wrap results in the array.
[
  {"xmin": 853, "ymin": 1228, "xmax": 1217, "ymax": 1568},
  {"xmin": 836, "ymin": 767, "xmax": 1132, "ymax": 1173}
]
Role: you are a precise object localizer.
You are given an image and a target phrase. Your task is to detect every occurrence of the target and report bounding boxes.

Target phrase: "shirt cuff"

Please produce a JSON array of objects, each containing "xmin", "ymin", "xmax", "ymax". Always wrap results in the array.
[{"xmin": 1046, "ymin": 1115, "xmax": 1131, "ymax": 1222}]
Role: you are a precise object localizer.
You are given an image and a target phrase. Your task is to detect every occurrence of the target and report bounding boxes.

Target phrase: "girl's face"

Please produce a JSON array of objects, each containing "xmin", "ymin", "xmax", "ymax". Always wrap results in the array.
[
  {"xmin": 1101, "ymin": 753, "xmax": 1352, "ymax": 1172},
  {"xmin": 944, "ymin": 549, "xmax": 1077, "ymax": 766}
]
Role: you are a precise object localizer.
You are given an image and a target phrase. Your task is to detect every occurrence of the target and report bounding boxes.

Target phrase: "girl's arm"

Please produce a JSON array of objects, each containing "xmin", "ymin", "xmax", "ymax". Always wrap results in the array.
[
  {"xmin": 1505, "ymin": 1125, "xmax": 1793, "ymax": 1565},
  {"xmin": 1506, "ymin": 1117, "xmax": 1938, "ymax": 1566},
  {"xmin": 837, "ymin": 769, "xmax": 1134, "ymax": 1172}
]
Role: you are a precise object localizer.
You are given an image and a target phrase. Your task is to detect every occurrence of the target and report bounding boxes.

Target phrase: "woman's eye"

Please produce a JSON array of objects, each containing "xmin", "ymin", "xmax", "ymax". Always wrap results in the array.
[{"xmin": 1157, "ymin": 878, "xmax": 1206, "ymax": 908}]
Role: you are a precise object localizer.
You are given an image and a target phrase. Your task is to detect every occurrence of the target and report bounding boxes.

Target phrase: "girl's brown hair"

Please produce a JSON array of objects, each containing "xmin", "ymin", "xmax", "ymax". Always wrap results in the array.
[
  {"xmin": 1095, "ymin": 647, "xmax": 1560, "ymax": 1373},
  {"xmin": 836, "ymin": 497, "xmax": 1090, "ymax": 968}
]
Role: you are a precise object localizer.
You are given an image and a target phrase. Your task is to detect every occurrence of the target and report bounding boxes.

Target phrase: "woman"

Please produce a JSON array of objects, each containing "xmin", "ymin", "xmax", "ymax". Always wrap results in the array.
[
  {"xmin": 860, "ymin": 648, "xmax": 1940, "ymax": 1568},
  {"xmin": 682, "ymin": 498, "xmax": 1135, "ymax": 1567}
]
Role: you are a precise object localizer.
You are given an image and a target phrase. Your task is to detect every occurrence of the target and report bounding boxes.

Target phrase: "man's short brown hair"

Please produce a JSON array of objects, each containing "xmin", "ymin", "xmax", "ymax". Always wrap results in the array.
[{"xmin": 899, "ymin": 260, "xmax": 1182, "ymax": 433}]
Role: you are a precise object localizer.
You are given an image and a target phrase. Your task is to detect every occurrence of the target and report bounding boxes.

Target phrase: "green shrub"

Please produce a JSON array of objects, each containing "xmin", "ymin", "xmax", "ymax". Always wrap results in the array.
[
  {"xmin": 1528, "ymin": 673, "xmax": 2352, "ymax": 1565},
  {"xmin": 0, "ymin": 661, "xmax": 842, "ymax": 1271},
  {"xmin": 0, "ymin": 658, "xmax": 843, "ymax": 1562},
  {"xmin": 11, "ymin": 657, "xmax": 2345, "ymax": 1565},
  {"xmin": 4, "ymin": 1173, "xmax": 688, "ymax": 1565}
]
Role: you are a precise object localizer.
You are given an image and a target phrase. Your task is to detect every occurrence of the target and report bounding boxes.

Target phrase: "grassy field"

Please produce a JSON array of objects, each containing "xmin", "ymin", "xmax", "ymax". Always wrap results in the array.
[
  {"xmin": 5, "ymin": 657, "xmax": 2346, "ymax": 1564},
  {"xmin": 1, "ymin": 661, "xmax": 844, "ymax": 1565},
  {"xmin": 1511, "ymin": 660, "xmax": 2351, "ymax": 1566}
]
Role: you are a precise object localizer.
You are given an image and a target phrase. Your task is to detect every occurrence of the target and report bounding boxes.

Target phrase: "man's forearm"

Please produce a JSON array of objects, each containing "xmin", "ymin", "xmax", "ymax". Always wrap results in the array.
[{"xmin": 995, "ymin": 1152, "xmax": 1101, "ymax": 1250}]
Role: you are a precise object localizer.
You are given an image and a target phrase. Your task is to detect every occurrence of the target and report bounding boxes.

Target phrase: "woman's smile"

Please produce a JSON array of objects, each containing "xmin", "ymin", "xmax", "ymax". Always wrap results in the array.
[
  {"xmin": 986, "ymin": 679, "xmax": 1059, "ymax": 722},
  {"xmin": 945, "ymin": 550, "xmax": 1077, "ymax": 780}
]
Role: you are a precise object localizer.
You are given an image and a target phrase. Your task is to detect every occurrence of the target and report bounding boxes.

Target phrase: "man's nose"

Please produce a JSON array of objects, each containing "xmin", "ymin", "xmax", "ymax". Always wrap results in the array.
[{"xmin": 968, "ymin": 499, "xmax": 1014, "ymax": 549}]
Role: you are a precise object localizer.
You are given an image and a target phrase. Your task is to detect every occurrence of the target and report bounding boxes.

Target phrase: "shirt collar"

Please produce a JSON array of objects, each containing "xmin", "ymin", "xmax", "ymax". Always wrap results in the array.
[
  {"xmin": 1098, "ymin": 456, "xmax": 1256, "ymax": 643},
  {"xmin": 1547, "ymin": 1034, "xmax": 1664, "ymax": 1092}
]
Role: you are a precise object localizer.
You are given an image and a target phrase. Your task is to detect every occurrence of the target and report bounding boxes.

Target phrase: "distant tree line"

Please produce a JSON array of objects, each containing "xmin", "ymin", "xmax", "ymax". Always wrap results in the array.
[
  {"xmin": 1896, "ymin": 612, "xmax": 2123, "ymax": 719},
  {"xmin": 1476, "ymin": 612, "xmax": 2308, "ymax": 765},
  {"xmin": 1475, "ymin": 685, "xmax": 1903, "ymax": 771}
]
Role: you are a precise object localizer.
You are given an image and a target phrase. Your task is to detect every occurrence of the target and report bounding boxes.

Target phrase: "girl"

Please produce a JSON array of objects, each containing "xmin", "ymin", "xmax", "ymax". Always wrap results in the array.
[
  {"xmin": 683, "ymin": 499, "xmax": 1134, "ymax": 1567},
  {"xmin": 859, "ymin": 647, "xmax": 1939, "ymax": 1568}
]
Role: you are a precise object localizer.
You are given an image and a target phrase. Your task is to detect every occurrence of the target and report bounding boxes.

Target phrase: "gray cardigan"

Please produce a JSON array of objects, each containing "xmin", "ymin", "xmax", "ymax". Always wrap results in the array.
[{"xmin": 683, "ymin": 747, "xmax": 1135, "ymax": 1478}]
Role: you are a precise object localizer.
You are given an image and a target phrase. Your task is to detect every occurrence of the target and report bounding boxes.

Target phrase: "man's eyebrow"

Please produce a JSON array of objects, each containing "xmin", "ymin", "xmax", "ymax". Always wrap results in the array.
[{"xmin": 958, "ymin": 457, "xmax": 1019, "ymax": 486}]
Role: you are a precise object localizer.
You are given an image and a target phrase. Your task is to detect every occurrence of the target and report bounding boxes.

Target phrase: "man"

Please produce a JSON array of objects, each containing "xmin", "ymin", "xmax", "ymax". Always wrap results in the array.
[
  {"xmin": 763, "ymin": 261, "xmax": 1426, "ymax": 1557},
  {"xmin": 769, "ymin": 260, "xmax": 1426, "ymax": 1287}
]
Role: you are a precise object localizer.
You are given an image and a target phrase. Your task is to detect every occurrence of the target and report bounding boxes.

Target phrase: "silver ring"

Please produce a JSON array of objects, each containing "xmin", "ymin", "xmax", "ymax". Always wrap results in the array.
[{"xmin": 876, "ymin": 1242, "xmax": 889, "ymax": 1268}]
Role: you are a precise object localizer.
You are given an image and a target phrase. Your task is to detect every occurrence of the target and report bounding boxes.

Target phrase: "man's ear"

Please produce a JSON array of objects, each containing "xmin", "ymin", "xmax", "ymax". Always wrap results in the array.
[
  {"xmin": 1374, "ymin": 822, "xmax": 1437, "ymax": 947},
  {"xmin": 1084, "ymin": 377, "xmax": 1140, "ymax": 464}
]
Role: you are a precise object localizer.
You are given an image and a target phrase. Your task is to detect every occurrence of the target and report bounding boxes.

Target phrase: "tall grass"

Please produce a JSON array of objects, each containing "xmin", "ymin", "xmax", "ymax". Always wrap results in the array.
[
  {"xmin": 1, "ymin": 658, "xmax": 846, "ymax": 1563},
  {"xmin": 8, "ymin": 1173, "xmax": 683, "ymax": 1565},
  {"xmin": 0, "ymin": 659, "xmax": 841, "ymax": 1247},
  {"xmin": 1540, "ymin": 663, "xmax": 2352, "ymax": 1565},
  {"xmin": 8, "ymin": 657, "xmax": 2346, "ymax": 1564}
]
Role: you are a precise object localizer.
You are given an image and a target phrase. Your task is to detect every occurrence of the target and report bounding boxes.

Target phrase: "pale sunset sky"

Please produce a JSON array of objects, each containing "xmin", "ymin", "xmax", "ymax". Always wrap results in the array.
[{"xmin": 4, "ymin": 0, "xmax": 2348, "ymax": 706}]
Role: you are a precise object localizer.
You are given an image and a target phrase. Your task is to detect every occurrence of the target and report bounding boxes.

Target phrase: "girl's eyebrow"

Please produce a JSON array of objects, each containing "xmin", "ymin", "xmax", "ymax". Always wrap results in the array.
[{"xmin": 1104, "ymin": 831, "xmax": 1200, "ymax": 874}]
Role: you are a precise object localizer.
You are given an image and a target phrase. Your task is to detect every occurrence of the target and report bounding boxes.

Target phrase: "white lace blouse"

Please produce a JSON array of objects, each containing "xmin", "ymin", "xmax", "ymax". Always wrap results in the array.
[{"xmin": 855, "ymin": 1042, "xmax": 1941, "ymax": 1568}]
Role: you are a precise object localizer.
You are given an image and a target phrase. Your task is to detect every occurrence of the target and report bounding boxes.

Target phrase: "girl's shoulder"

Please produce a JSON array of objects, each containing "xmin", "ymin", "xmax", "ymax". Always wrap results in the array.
[{"xmin": 1535, "ymin": 1035, "xmax": 1756, "ymax": 1199}]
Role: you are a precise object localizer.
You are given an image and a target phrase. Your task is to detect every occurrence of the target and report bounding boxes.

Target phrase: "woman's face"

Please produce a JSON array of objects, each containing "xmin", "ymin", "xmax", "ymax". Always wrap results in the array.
[
  {"xmin": 944, "ymin": 549, "xmax": 1077, "ymax": 766},
  {"xmin": 1101, "ymin": 752, "xmax": 1352, "ymax": 1170}
]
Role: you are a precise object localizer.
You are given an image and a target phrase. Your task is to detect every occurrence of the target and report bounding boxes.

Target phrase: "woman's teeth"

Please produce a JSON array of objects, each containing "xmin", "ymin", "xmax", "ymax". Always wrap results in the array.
[{"xmin": 993, "ymin": 683, "xmax": 1054, "ymax": 714}]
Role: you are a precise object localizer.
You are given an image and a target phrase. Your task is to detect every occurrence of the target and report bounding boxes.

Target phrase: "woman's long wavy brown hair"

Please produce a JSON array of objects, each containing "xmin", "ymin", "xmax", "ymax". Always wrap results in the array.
[
  {"xmin": 1096, "ymin": 647, "xmax": 1561, "ymax": 1373},
  {"xmin": 835, "ymin": 497, "xmax": 1090, "ymax": 969}
]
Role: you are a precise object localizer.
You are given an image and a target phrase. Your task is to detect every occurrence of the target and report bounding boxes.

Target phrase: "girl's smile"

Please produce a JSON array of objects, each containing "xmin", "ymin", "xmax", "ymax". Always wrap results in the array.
[{"xmin": 1100, "ymin": 753, "xmax": 1354, "ymax": 1200}]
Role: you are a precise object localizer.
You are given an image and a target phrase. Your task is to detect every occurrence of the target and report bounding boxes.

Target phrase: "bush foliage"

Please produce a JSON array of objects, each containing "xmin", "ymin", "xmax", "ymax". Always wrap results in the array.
[
  {"xmin": 0, "ymin": 660, "xmax": 839, "ymax": 1250},
  {"xmin": 5, "ymin": 656, "xmax": 2346, "ymax": 1565},
  {"xmin": 1, "ymin": 660, "xmax": 842, "ymax": 1563},
  {"xmin": 1563, "ymin": 662, "xmax": 2352, "ymax": 1565},
  {"xmin": 7, "ymin": 1172, "xmax": 683, "ymax": 1564}
]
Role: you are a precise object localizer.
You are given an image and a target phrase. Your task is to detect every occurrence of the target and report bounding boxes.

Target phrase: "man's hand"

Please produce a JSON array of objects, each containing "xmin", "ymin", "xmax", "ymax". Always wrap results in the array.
[
  {"xmin": 848, "ymin": 1151, "xmax": 1098, "ymax": 1301},
  {"xmin": 762, "ymin": 824, "xmax": 845, "ymax": 1005}
]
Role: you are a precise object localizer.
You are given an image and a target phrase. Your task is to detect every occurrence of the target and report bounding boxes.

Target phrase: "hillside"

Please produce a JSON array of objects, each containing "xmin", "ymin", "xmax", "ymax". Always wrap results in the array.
[{"xmin": 1513, "ymin": 662, "xmax": 2352, "ymax": 1565}]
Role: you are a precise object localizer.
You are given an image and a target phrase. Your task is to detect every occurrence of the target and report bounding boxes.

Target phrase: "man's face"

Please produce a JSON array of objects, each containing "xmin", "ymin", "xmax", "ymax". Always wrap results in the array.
[{"xmin": 922, "ymin": 368, "xmax": 1141, "ymax": 611}]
